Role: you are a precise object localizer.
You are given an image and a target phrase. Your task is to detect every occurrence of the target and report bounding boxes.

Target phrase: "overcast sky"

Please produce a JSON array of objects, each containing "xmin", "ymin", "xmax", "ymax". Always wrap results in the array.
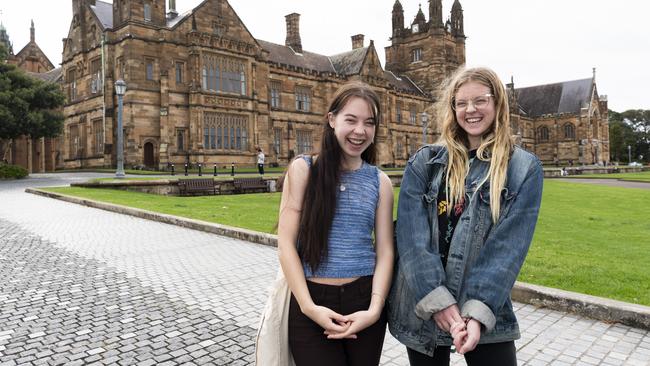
[{"xmin": 1, "ymin": 0, "xmax": 648, "ymax": 112}]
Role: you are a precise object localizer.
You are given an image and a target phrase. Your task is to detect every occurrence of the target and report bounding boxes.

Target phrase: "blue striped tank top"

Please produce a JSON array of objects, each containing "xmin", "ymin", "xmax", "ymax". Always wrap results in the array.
[{"xmin": 301, "ymin": 156, "xmax": 380, "ymax": 278}]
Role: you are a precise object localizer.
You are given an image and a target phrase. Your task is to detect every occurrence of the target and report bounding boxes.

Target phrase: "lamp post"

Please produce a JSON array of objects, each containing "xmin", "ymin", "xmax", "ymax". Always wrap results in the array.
[
  {"xmin": 420, "ymin": 112, "xmax": 429, "ymax": 145},
  {"xmin": 628, "ymin": 145, "xmax": 632, "ymax": 164},
  {"xmin": 115, "ymin": 79, "xmax": 127, "ymax": 178}
]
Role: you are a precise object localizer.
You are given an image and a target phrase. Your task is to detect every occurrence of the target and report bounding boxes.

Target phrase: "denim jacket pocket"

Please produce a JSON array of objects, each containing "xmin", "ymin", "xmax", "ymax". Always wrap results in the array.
[{"xmin": 473, "ymin": 185, "xmax": 517, "ymax": 247}]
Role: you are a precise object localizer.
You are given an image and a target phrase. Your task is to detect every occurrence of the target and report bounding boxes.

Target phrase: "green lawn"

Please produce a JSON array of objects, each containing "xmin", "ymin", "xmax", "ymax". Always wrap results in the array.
[
  {"xmin": 43, "ymin": 180, "xmax": 650, "ymax": 305},
  {"xmin": 566, "ymin": 170, "xmax": 650, "ymax": 182},
  {"xmin": 45, "ymin": 186, "xmax": 282, "ymax": 233},
  {"xmin": 520, "ymin": 180, "xmax": 650, "ymax": 305}
]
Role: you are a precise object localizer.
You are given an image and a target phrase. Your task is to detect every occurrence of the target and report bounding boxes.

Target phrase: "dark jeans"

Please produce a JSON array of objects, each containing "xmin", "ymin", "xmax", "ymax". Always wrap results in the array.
[
  {"xmin": 288, "ymin": 276, "xmax": 387, "ymax": 366},
  {"xmin": 258, "ymin": 163, "xmax": 264, "ymax": 175},
  {"xmin": 407, "ymin": 341, "xmax": 517, "ymax": 366}
]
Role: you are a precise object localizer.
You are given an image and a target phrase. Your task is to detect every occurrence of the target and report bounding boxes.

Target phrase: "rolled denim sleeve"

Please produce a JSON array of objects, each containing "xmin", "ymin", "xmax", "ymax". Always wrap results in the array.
[
  {"xmin": 461, "ymin": 158, "xmax": 544, "ymax": 331},
  {"xmin": 396, "ymin": 149, "xmax": 456, "ymax": 320}
]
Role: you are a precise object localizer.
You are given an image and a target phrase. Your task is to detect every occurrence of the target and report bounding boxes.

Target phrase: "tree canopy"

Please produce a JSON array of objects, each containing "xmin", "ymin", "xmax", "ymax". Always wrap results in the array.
[
  {"xmin": 0, "ymin": 62, "xmax": 65, "ymax": 141},
  {"xmin": 609, "ymin": 109, "xmax": 650, "ymax": 163}
]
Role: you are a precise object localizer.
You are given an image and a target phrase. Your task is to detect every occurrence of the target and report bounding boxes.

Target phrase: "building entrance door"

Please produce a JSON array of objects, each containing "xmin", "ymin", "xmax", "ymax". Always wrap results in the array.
[{"xmin": 144, "ymin": 142, "xmax": 154, "ymax": 167}]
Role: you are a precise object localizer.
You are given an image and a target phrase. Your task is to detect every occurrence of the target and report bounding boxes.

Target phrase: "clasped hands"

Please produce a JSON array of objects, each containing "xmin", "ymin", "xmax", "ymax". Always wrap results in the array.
[
  {"xmin": 434, "ymin": 304, "xmax": 480, "ymax": 355},
  {"xmin": 303, "ymin": 304, "xmax": 381, "ymax": 340}
]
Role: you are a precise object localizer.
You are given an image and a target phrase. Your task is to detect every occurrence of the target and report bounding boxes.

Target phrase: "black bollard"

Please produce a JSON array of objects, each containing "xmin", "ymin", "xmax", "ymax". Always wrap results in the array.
[
  {"xmin": 231, "ymin": 162, "xmax": 235, "ymax": 176},
  {"xmin": 184, "ymin": 163, "xmax": 188, "ymax": 176},
  {"xmin": 213, "ymin": 164, "xmax": 217, "ymax": 176},
  {"xmin": 198, "ymin": 163, "xmax": 202, "ymax": 176},
  {"xmin": 171, "ymin": 164, "xmax": 175, "ymax": 176}
]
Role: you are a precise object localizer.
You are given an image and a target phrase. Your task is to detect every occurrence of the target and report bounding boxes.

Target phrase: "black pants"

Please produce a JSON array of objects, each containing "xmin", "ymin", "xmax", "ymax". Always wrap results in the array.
[
  {"xmin": 407, "ymin": 341, "xmax": 517, "ymax": 366},
  {"xmin": 288, "ymin": 276, "xmax": 387, "ymax": 366},
  {"xmin": 258, "ymin": 163, "xmax": 264, "ymax": 175}
]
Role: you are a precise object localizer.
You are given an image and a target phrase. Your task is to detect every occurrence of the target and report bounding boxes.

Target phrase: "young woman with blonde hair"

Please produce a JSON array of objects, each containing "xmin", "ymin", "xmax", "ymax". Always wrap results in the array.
[
  {"xmin": 388, "ymin": 67, "xmax": 543, "ymax": 365},
  {"xmin": 278, "ymin": 81, "xmax": 394, "ymax": 365}
]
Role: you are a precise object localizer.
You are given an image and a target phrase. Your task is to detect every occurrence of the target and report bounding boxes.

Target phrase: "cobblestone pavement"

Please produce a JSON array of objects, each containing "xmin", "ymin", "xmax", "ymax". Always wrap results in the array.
[{"xmin": 1, "ymin": 174, "xmax": 649, "ymax": 366}]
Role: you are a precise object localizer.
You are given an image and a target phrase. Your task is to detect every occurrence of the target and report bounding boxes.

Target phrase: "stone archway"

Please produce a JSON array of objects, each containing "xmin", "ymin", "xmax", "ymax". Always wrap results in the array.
[{"xmin": 144, "ymin": 142, "xmax": 155, "ymax": 167}]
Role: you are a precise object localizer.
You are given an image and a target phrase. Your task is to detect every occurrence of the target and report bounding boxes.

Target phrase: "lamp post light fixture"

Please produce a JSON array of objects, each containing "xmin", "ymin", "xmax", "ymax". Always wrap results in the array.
[
  {"xmin": 628, "ymin": 145, "xmax": 632, "ymax": 164},
  {"xmin": 420, "ymin": 112, "xmax": 429, "ymax": 145},
  {"xmin": 115, "ymin": 79, "xmax": 127, "ymax": 178}
]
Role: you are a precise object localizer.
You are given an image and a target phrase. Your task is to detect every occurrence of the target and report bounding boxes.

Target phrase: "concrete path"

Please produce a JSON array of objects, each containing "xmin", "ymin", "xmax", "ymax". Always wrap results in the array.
[
  {"xmin": 0, "ymin": 174, "xmax": 649, "ymax": 365},
  {"xmin": 556, "ymin": 178, "xmax": 650, "ymax": 190}
]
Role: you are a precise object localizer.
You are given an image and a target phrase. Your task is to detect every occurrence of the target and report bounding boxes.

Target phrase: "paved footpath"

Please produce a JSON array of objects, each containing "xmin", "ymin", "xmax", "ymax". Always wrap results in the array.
[{"xmin": 0, "ymin": 174, "xmax": 649, "ymax": 366}]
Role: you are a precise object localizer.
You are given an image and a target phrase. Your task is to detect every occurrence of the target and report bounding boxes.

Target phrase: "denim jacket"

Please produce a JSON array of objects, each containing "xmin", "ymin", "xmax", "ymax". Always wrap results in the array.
[{"xmin": 387, "ymin": 144, "xmax": 543, "ymax": 356}]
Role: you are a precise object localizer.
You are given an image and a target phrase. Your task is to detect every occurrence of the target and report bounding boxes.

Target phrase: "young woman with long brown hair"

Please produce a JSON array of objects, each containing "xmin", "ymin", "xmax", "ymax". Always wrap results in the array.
[{"xmin": 277, "ymin": 81, "xmax": 394, "ymax": 365}]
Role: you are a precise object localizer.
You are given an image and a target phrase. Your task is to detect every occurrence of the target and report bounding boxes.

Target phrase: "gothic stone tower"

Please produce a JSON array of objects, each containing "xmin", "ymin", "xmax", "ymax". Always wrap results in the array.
[{"xmin": 385, "ymin": 0, "xmax": 466, "ymax": 97}]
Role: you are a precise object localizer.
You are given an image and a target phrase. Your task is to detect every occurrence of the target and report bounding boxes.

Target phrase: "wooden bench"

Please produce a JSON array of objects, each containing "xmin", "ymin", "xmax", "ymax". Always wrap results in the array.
[
  {"xmin": 233, "ymin": 177, "xmax": 267, "ymax": 194},
  {"xmin": 178, "ymin": 178, "xmax": 219, "ymax": 196}
]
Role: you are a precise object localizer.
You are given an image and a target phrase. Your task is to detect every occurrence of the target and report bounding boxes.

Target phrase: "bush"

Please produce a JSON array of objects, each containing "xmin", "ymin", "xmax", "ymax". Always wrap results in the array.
[{"xmin": 0, "ymin": 163, "xmax": 29, "ymax": 179}]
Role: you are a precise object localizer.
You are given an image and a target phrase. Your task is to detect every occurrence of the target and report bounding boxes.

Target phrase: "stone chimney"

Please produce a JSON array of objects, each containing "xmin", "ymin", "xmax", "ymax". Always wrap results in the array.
[
  {"xmin": 285, "ymin": 13, "xmax": 302, "ymax": 54},
  {"xmin": 351, "ymin": 34, "xmax": 364, "ymax": 50}
]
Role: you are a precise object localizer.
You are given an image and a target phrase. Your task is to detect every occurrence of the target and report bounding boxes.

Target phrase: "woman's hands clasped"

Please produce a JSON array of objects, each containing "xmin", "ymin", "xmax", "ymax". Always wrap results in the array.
[{"xmin": 324, "ymin": 309, "xmax": 381, "ymax": 340}]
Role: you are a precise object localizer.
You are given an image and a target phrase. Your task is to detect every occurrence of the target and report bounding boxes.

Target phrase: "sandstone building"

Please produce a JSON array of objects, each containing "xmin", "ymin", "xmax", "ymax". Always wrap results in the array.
[
  {"xmin": 59, "ymin": 0, "xmax": 468, "ymax": 169},
  {"xmin": 13, "ymin": 0, "xmax": 606, "ymax": 170},
  {"xmin": 509, "ymin": 73, "xmax": 610, "ymax": 165},
  {"xmin": 0, "ymin": 21, "xmax": 63, "ymax": 172}
]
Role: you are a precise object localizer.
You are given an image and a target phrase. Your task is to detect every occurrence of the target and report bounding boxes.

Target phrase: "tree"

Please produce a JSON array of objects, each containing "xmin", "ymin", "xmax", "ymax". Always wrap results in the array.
[
  {"xmin": 609, "ymin": 109, "xmax": 650, "ymax": 163},
  {"xmin": 0, "ymin": 62, "xmax": 65, "ymax": 161}
]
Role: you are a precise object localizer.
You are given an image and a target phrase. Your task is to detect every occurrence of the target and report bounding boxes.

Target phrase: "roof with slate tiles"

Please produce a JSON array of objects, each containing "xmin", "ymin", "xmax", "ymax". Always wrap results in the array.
[
  {"xmin": 257, "ymin": 39, "xmax": 336, "ymax": 74},
  {"xmin": 515, "ymin": 78, "xmax": 593, "ymax": 117},
  {"xmin": 27, "ymin": 67, "xmax": 63, "ymax": 83},
  {"xmin": 91, "ymin": 1, "xmax": 113, "ymax": 30},
  {"xmin": 329, "ymin": 47, "xmax": 368, "ymax": 76}
]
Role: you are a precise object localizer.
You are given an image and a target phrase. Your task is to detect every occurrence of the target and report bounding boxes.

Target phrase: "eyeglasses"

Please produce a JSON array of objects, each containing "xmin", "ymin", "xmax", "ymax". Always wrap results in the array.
[{"xmin": 452, "ymin": 94, "xmax": 494, "ymax": 112}]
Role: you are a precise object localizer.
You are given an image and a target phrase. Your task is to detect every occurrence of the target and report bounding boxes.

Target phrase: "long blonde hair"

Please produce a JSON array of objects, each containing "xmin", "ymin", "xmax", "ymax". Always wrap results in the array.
[{"xmin": 437, "ymin": 67, "xmax": 513, "ymax": 222}]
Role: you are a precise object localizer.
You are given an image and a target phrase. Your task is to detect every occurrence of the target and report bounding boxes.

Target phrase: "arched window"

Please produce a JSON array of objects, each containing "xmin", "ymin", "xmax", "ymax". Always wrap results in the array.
[
  {"xmin": 564, "ymin": 123, "xmax": 575, "ymax": 139},
  {"xmin": 538, "ymin": 126, "xmax": 549, "ymax": 141}
]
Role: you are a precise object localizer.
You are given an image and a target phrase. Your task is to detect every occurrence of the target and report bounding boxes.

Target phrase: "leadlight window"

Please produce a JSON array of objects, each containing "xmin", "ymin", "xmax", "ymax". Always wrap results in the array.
[
  {"xmin": 295, "ymin": 87, "xmax": 311, "ymax": 112},
  {"xmin": 145, "ymin": 58, "xmax": 155, "ymax": 81},
  {"xmin": 175, "ymin": 62, "xmax": 184, "ymax": 84},
  {"xmin": 538, "ymin": 126, "xmax": 550, "ymax": 141},
  {"xmin": 201, "ymin": 54, "xmax": 247, "ymax": 95},
  {"xmin": 412, "ymin": 48, "xmax": 422, "ymax": 62},
  {"xmin": 296, "ymin": 130, "xmax": 313, "ymax": 155},
  {"xmin": 396, "ymin": 137, "xmax": 404, "ymax": 159},
  {"xmin": 144, "ymin": 2, "xmax": 152, "ymax": 22},
  {"xmin": 69, "ymin": 124, "xmax": 79, "ymax": 158},
  {"xmin": 203, "ymin": 113, "xmax": 248, "ymax": 151},
  {"xmin": 93, "ymin": 119, "xmax": 104, "ymax": 155},
  {"xmin": 176, "ymin": 129, "xmax": 185, "ymax": 151},
  {"xmin": 410, "ymin": 105, "xmax": 417, "ymax": 124},
  {"xmin": 273, "ymin": 128, "xmax": 282, "ymax": 155},
  {"xmin": 564, "ymin": 123, "xmax": 575, "ymax": 139},
  {"xmin": 396, "ymin": 101, "xmax": 402, "ymax": 123},
  {"xmin": 270, "ymin": 81, "xmax": 281, "ymax": 109},
  {"xmin": 67, "ymin": 68, "xmax": 76, "ymax": 102},
  {"xmin": 90, "ymin": 58, "xmax": 102, "ymax": 94}
]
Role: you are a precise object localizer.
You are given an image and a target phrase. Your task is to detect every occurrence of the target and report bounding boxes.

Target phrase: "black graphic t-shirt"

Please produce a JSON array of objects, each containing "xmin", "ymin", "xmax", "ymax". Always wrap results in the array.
[{"xmin": 437, "ymin": 150, "xmax": 476, "ymax": 267}]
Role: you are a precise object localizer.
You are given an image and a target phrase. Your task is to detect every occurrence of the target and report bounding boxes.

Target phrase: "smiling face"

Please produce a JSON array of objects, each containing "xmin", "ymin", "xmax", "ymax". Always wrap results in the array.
[
  {"xmin": 328, "ymin": 96, "xmax": 376, "ymax": 168},
  {"xmin": 454, "ymin": 81, "xmax": 496, "ymax": 149}
]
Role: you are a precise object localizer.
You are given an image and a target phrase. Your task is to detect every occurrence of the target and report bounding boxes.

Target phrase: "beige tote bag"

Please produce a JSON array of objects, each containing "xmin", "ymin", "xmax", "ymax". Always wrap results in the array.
[{"xmin": 255, "ymin": 268, "xmax": 296, "ymax": 366}]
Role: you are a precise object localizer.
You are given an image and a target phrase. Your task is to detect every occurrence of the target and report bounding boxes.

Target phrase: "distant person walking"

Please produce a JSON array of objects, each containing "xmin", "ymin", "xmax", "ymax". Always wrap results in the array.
[
  {"xmin": 257, "ymin": 148, "xmax": 265, "ymax": 175},
  {"xmin": 388, "ymin": 67, "xmax": 544, "ymax": 365}
]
